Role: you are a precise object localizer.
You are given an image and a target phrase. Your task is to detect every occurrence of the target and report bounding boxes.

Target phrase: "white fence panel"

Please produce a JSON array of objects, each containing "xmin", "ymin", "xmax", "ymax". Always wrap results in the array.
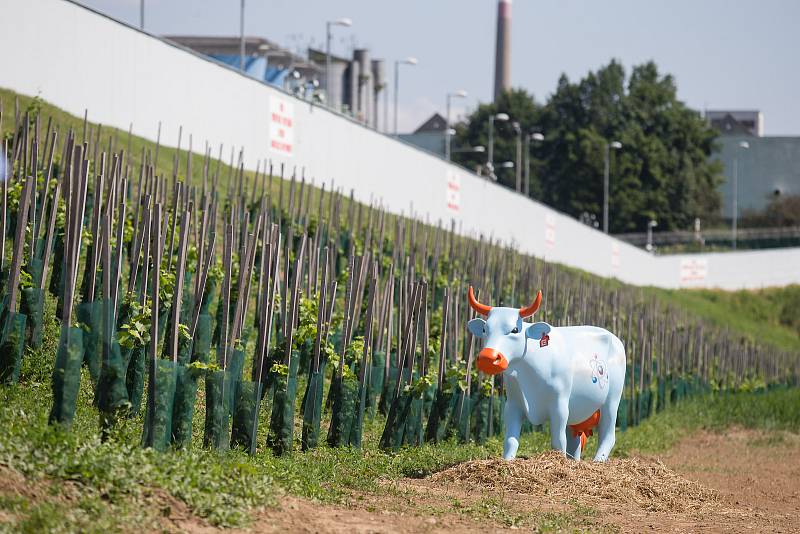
[{"xmin": 1, "ymin": 0, "xmax": 799, "ymax": 290}]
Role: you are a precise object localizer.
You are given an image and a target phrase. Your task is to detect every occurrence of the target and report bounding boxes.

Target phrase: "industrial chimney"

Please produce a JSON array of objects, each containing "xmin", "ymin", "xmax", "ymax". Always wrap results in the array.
[
  {"xmin": 494, "ymin": 0, "xmax": 512, "ymax": 101},
  {"xmin": 371, "ymin": 59, "xmax": 386, "ymax": 131}
]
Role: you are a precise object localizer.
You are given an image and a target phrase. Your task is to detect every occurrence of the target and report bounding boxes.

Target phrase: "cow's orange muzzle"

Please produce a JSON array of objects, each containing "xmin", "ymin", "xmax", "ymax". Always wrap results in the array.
[{"xmin": 476, "ymin": 348, "xmax": 508, "ymax": 375}]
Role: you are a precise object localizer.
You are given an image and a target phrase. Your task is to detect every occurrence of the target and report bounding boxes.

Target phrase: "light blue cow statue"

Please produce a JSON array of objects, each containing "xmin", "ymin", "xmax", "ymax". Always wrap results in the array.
[{"xmin": 467, "ymin": 287, "xmax": 626, "ymax": 461}]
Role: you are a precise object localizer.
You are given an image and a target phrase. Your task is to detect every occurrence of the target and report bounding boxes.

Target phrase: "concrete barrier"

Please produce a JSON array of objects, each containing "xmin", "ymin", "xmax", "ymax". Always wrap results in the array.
[{"xmin": 2, "ymin": 0, "xmax": 798, "ymax": 290}]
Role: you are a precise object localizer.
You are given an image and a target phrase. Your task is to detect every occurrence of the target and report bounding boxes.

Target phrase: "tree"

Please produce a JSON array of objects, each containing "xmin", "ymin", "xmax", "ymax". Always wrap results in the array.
[
  {"xmin": 742, "ymin": 194, "xmax": 800, "ymax": 228},
  {"xmin": 453, "ymin": 61, "xmax": 723, "ymax": 233},
  {"xmin": 451, "ymin": 89, "xmax": 541, "ymax": 190}
]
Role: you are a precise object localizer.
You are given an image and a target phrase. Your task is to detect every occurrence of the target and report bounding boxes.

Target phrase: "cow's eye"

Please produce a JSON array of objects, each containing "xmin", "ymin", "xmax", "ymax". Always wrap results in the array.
[{"xmin": 511, "ymin": 327, "xmax": 519, "ymax": 334}]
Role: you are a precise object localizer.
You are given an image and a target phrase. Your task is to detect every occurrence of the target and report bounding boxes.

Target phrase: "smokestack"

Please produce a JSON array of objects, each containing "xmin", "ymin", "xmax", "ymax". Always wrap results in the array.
[
  {"xmin": 354, "ymin": 48, "xmax": 372, "ymax": 124},
  {"xmin": 494, "ymin": 0, "xmax": 512, "ymax": 101},
  {"xmin": 372, "ymin": 59, "xmax": 386, "ymax": 130}
]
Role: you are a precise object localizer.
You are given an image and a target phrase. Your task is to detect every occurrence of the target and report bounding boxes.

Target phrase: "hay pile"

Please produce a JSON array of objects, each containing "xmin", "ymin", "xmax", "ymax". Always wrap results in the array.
[{"xmin": 430, "ymin": 450, "xmax": 718, "ymax": 513}]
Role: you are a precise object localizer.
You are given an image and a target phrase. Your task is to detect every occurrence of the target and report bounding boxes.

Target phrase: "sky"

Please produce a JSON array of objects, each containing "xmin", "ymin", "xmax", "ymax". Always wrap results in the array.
[{"xmin": 73, "ymin": 0, "xmax": 800, "ymax": 135}]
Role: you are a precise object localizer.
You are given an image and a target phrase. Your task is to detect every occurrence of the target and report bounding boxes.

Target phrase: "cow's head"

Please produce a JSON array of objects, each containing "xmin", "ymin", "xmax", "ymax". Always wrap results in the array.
[{"xmin": 466, "ymin": 286, "xmax": 550, "ymax": 375}]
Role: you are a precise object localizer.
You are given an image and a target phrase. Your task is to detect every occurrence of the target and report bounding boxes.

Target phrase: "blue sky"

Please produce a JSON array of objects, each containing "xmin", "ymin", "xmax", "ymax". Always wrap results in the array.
[{"xmin": 74, "ymin": 0, "xmax": 800, "ymax": 135}]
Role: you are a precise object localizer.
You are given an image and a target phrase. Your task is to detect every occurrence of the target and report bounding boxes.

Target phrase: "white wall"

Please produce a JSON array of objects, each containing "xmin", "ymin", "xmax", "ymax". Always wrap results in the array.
[{"xmin": 2, "ymin": 0, "xmax": 799, "ymax": 290}]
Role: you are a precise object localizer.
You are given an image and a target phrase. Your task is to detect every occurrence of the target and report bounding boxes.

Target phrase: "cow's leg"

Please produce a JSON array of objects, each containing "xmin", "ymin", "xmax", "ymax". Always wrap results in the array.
[
  {"xmin": 502, "ymin": 401, "xmax": 523, "ymax": 460},
  {"xmin": 594, "ymin": 393, "xmax": 621, "ymax": 462},
  {"xmin": 548, "ymin": 397, "xmax": 569, "ymax": 455},
  {"xmin": 566, "ymin": 431, "xmax": 582, "ymax": 461}
]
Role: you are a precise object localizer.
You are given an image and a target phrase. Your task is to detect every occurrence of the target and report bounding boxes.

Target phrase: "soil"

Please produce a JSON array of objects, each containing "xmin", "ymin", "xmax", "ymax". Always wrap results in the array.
[
  {"xmin": 250, "ymin": 429, "xmax": 800, "ymax": 533},
  {"xmin": 3, "ymin": 429, "xmax": 799, "ymax": 532},
  {"xmin": 656, "ymin": 428, "xmax": 800, "ymax": 532}
]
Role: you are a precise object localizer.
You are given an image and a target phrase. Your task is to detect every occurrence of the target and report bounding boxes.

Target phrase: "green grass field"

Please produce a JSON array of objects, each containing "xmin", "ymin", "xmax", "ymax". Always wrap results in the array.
[
  {"xmin": 650, "ymin": 285, "xmax": 800, "ymax": 351},
  {"xmin": 3, "ymin": 85, "xmax": 799, "ymax": 356},
  {"xmin": 1, "ymin": 309, "xmax": 798, "ymax": 531},
  {"xmin": 1, "ymin": 86, "xmax": 799, "ymax": 532}
]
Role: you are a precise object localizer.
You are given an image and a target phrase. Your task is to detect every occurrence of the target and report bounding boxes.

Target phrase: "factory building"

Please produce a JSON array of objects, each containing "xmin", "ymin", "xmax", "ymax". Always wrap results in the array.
[
  {"xmin": 308, "ymin": 48, "xmax": 386, "ymax": 128},
  {"xmin": 165, "ymin": 35, "xmax": 322, "ymax": 99},
  {"xmin": 398, "ymin": 113, "xmax": 448, "ymax": 156},
  {"xmin": 166, "ymin": 36, "xmax": 386, "ymax": 128},
  {"xmin": 705, "ymin": 110, "xmax": 798, "ymax": 217},
  {"xmin": 706, "ymin": 110, "xmax": 764, "ymax": 137}
]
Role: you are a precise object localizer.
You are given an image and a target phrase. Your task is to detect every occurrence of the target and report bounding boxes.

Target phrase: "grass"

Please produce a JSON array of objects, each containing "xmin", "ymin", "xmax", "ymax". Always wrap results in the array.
[
  {"xmin": 0, "ymin": 296, "xmax": 797, "ymax": 531},
  {"xmin": 3, "ymin": 85, "xmax": 800, "ymax": 357},
  {"xmin": 650, "ymin": 285, "xmax": 800, "ymax": 352},
  {"xmin": 2, "ymin": 329, "xmax": 799, "ymax": 531},
  {"xmin": 1, "ymin": 85, "xmax": 800, "ymax": 531}
]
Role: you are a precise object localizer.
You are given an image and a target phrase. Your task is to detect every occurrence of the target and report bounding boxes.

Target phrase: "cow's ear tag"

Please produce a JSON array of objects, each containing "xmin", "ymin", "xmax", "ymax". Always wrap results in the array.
[
  {"xmin": 525, "ymin": 321, "xmax": 551, "ymax": 342},
  {"xmin": 539, "ymin": 334, "xmax": 550, "ymax": 348}
]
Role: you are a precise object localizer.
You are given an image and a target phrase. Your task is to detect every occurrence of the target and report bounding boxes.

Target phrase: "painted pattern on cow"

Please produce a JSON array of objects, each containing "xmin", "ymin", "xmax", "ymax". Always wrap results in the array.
[{"xmin": 589, "ymin": 353, "xmax": 609, "ymax": 389}]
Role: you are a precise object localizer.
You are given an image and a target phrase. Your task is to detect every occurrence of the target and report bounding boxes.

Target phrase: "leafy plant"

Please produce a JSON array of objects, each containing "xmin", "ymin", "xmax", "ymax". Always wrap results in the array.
[
  {"xmin": 186, "ymin": 360, "xmax": 220, "ymax": 377},
  {"xmin": 158, "ymin": 269, "xmax": 175, "ymax": 307},
  {"xmin": 270, "ymin": 362, "xmax": 289, "ymax": 377},
  {"xmin": 207, "ymin": 262, "xmax": 224, "ymax": 284},
  {"xmin": 178, "ymin": 323, "xmax": 191, "ymax": 340},
  {"xmin": 442, "ymin": 364, "xmax": 468, "ymax": 394},
  {"xmin": 346, "ymin": 336, "xmax": 365, "ymax": 362},
  {"xmin": 404, "ymin": 374, "xmax": 434, "ymax": 397},
  {"xmin": 294, "ymin": 296, "xmax": 319, "ymax": 346},
  {"xmin": 19, "ymin": 269, "xmax": 34, "ymax": 289},
  {"xmin": 117, "ymin": 294, "xmax": 151, "ymax": 350}
]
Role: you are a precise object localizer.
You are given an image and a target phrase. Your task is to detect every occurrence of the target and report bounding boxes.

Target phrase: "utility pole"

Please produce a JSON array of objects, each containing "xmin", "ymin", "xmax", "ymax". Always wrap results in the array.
[
  {"xmin": 239, "ymin": 0, "xmax": 245, "ymax": 72},
  {"xmin": 603, "ymin": 140, "xmax": 622, "ymax": 234},
  {"xmin": 513, "ymin": 122, "xmax": 522, "ymax": 193},
  {"xmin": 732, "ymin": 157, "xmax": 738, "ymax": 250},
  {"xmin": 603, "ymin": 142, "xmax": 610, "ymax": 234},
  {"xmin": 393, "ymin": 61, "xmax": 399, "ymax": 134},
  {"xmin": 523, "ymin": 134, "xmax": 530, "ymax": 197},
  {"xmin": 445, "ymin": 90, "xmax": 467, "ymax": 161},
  {"xmin": 524, "ymin": 132, "xmax": 544, "ymax": 198},
  {"xmin": 325, "ymin": 18, "xmax": 352, "ymax": 110},
  {"xmin": 487, "ymin": 113, "xmax": 509, "ymax": 180},
  {"xmin": 393, "ymin": 57, "xmax": 417, "ymax": 135},
  {"xmin": 732, "ymin": 141, "xmax": 750, "ymax": 249}
]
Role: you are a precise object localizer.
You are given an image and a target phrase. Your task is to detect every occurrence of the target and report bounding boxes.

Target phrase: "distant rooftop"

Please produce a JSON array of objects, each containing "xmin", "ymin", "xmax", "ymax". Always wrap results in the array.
[
  {"xmin": 706, "ymin": 110, "xmax": 763, "ymax": 137},
  {"xmin": 164, "ymin": 35, "xmax": 318, "ymax": 73},
  {"xmin": 414, "ymin": 113, "xmax": 447, "ymax": 133}
]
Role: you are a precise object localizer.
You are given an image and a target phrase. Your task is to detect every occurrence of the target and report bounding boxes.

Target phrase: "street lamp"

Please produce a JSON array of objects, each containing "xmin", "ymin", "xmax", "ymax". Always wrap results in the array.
[
  {"xmin": 494, "ymin": 161, "xmax": 514, "ymax": 182},
  {"xmin": 393, "ymin": 57, "xmax": 418, "ymax": 134},
  {"xmin": 603, "ymin": 140, "xmax": 622, "ymax": 234},
  {"xmin": 487, "ymin": 112, "xmax": 509, "ymax": 179},
  {"xmin": 239, "ymin": 0, "xmax": 246, "ymax": 71},
  {"xmin": 326, "ymin": 17, "xmax": 352, "ymax": 108},
  {"xmin": 646, "ymin": 220, "xmax": 658, "ymax": 253},
  {"xmin": 512, "ymin": 122, "xmax": 523, "ymax": 193},
  {"xmin": 452, "ymin": 145, "xmax": 485, "ymax": 154},
  {"xmin": 445, "ymin": 89, "xmax": 468, "ymax": 161},
  {"xmin": 732, "ymin": 140, "xmax": 750, "ymax": 249},
  {"xmin": 140, "ymin": 0, "xmax": 145, "ymax": 30},
  {"xmin": 524, "ymin": 132, "xmax": 544, "ymax": 197}
]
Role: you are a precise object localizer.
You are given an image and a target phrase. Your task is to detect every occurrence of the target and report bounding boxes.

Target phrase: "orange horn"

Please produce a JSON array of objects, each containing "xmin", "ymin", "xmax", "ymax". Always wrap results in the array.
[
  {"xmin": 468, "ymin": 286, "xmax": 492, "ymax": 315},
  {"xmin": 519, "ymin": 290, "xmax": 543, "ymax": 318}
]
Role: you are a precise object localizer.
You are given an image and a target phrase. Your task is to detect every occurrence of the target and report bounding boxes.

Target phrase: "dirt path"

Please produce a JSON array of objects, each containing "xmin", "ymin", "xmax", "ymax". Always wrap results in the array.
[
  {"xmin": 657, "ymin": 429, "xmax": 800, "ymax": 532},
  {"xmin": 3, "ymin": 429, "xmax": 798, "ymax": 532},
  {"xmin": 251, "ymin": 429, "xmax": 800, "ymax": 533}
]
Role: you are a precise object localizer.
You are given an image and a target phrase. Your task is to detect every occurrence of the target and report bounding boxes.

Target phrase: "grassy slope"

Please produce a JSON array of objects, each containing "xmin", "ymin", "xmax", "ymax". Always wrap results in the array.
[
  {"xmin": 651, "ymin": 285, "xmax": 800, "ymax": 351},
  {"xmin": 1, "ymin": 87, "xmax": 800, "ymax": 531},
  {"xmin": 1, "ymin": 297, "xmax": 799, "ymax": 531},
  {"xmin": 4, "ymin": 86, "xmax": 800, "ymax": 354}
]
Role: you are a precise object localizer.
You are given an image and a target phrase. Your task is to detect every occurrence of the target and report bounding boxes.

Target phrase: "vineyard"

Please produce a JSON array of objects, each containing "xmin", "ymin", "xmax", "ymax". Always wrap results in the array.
[{"xmin": 1, "ymin": 90, "xmax": 799, "ymax": 531}]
